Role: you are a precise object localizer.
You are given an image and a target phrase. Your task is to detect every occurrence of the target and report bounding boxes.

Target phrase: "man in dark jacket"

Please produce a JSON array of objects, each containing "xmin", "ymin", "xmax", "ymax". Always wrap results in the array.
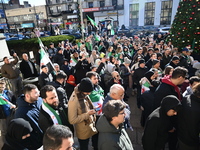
[
  {"xmin": 38, "ymin": 65, "xmax": 53, "ymax": 89},
  {"xmin": 165, "ymin": 56, "xmax": 180, "ymax": 69},
  {"xmin": 142, "ymin": 95, "xmax": 181, "ymax": 150},
  {"xmin": 53, "ymin": 48, "xmax": 64, "ymax": 68},
  {"xmin": 14, "ymin": 84, "xmax": 43, "ymax": 149},
  {"xmin": 96, "ymin": 100, "xmax": 133, "ymax": 150},
  {"xmin": 178, "ymin": 47, "xmax": 189, "ymax": 69},
  {"xmin": 153, "ymin": 66, "xmax": 188, "ymax": 109},
  {"xmin": 74, "ymin": 53, "xmax": 91, "ymax": 84},
  {"xmin": 132, "ymin": 59, "xmax": 148, "ymax": 108},
  {"xmin": 145, "ymin": 53, "xmax": 157, "ymax": 70},
  {"xmin": 177, "ymin": 83, "xmax": 200, "ymax": 150},
  {"xmin": 38, "ymin": 85, "xmax": 73, "ymax": 134},
  {"xmin": 47, "ymin": 72, "xmax": 68, "ymax": 108},
  {"xmin": 20, "ymin": 53, "xmax": 38, "ymax": 79}
]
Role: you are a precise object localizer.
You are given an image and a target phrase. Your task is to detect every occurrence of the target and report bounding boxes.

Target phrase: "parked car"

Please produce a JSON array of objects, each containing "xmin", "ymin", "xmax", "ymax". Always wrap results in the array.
[
  {"xmin": 61, "ymin": 29, "xmax": 82, "ymax": 39},
  {"xmin": 157, "ymin": 27, "xmax": 170, "ymax": 34}
]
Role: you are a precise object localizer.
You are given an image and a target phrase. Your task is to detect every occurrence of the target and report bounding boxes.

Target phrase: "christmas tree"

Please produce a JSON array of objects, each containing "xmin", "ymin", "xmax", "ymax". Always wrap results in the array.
[{"xmin": 167, "ymin": 0, "xmax": 200, "ymax": 51}]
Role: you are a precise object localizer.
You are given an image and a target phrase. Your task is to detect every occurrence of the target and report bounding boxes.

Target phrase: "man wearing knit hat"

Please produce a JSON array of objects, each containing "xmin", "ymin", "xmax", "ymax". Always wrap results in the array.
[
  {"xmin": 68, "ymin": 78, "xmax": 97, "ymax": 150},
  {"xmin": 133, "ymin": 59, "xmax": 148, "ymax": 108}
]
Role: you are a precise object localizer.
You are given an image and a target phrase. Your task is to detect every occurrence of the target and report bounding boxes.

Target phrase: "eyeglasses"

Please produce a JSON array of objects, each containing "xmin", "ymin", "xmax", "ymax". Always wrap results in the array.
[{"xmin": 118, "ymin": 112, "xmax": 125, "ymax": 115}]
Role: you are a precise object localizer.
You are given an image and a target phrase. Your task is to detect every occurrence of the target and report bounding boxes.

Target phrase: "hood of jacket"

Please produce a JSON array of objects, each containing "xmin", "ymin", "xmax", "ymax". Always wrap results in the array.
[
  {"xmin": 96, "ymin": 115, "xmax": 122, "ymax": 134},
  {"xmin": 160, "ymin": 95, "xmax": 181, "ymax": 114}
]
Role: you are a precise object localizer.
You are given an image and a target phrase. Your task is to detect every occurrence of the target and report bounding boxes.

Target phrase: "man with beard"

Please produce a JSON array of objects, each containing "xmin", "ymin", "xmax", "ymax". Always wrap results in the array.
[
  {"xmin": 38, "ymin": 85, "xmax": 73, "ymax": 134},
  {"xmin": 14, "ymin": 84, "xmax": 43, "ymax": 149}
]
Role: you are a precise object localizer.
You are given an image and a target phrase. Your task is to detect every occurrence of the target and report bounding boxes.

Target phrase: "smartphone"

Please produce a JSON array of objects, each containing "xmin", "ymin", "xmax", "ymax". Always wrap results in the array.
[{"xmin": 95, "ymin": 107, "xmax": 101, "ymax": 112}]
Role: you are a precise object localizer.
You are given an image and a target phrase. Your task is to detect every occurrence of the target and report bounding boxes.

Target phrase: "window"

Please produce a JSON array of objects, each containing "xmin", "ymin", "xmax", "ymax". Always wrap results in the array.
[
  {"xmin": 88, "ymin": 2, "xmax": 93, "ymax": 8},
  {"xmin": 68, "ymin": 5, "xmax": 72, "ymax": 10},
  {"xmin": 130, "ymin": 4, "xmax": 139, "ymax": 26},
  {"xmin": 112, "ymin": 0, "xmax": 117, "ymax": 6},
  {"xmin": 48, "ymin": 0, "xmax": 52, "ymax": 4},
  {"xmin": 49, "ymin": 7, "xmax": 53, "ymax": 14},
  {"xmin": 56, "ymin": 0, "xmax": 60, "ymax": 3},
  {"xmin": 100, "ymin": 1, "xmax": 105, "ymax": 7},
  {"xmin": 57, "ymin": 6, "xmax": 61, "ymax": 13},
  {"xmin": 144, "ymin": 2, "xmax": 155, "ymax": 25},
  {"xmin": 160, "ymin": 1, "xmax": 172, "ymax": 25}
]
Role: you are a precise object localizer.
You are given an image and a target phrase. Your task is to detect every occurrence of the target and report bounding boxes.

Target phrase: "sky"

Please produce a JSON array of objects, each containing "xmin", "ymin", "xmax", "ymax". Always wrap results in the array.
[{"xmin": 19, "ymin": 0, "xmax": 46, "ymax": 6}]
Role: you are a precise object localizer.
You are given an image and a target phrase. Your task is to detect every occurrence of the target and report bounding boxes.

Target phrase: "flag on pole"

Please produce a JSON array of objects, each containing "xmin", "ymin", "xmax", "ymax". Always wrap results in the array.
[
  {"xmin": 94, "ymin": 34, "xmax": 100, "ymax": 41},
  {"xmin": 0, "ymin": 95, "xmax": 15, "ymax": 107},
  {"xmin": 38, "ymin": 38, "xmax": 55, "ymax": 73},
  {"xmin": 87, "ymin": 15, "xmax": 97, "ymax": 28},
  {"xmin": 111, "ymin": 29, "xmax": 115, "ymax": 35}
]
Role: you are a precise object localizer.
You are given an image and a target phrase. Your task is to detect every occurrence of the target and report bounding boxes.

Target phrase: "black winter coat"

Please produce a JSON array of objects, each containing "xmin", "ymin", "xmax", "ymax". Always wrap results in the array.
[
  {"xmin": 142, "ymin": 95, "xmax": 181, "ymax": 150},
  {"xmin": 178, "ymin": 94, "xmax": 200, "ymax": 147},
  {"xmin": 132, "ymin": 67, "xmax": 148, "ymax": 86},
  {"xmin": 20, "ymin": 60, "xmax": 38, "ymax": 79},
  {"xmin": 74, "ymin": 59, "xmax": 91, "ymax": 84},
  {"xmin": 38, "ymin": 106, "xmax": 74, "ymax": 134},
  {"xmin": 47, "ymin": 81, "xmax": 68, "ymax": 107}
]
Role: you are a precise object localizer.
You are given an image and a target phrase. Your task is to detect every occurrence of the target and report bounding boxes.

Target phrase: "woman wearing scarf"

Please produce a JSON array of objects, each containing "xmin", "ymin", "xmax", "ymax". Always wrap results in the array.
[
  {"xmin": 2, "ymin": 118, "xmax": 33, "ymax": 150},
  {"xmin": 139, "ymin": 71, "xmax": 156, "ymax": 94}
]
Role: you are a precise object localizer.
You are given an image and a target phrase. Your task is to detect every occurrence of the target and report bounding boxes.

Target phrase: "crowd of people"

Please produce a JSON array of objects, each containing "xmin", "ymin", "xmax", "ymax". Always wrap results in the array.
[{"xmin": 0, "ymin": 31, "xmax": 200, "ymax": 150}]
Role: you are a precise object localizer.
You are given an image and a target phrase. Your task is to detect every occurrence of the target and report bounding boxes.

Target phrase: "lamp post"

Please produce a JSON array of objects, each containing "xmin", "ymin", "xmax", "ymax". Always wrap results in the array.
[
  {"xmin": 1, "ymin": 0, "xmax": 10, "ymax": 32},
  {"xmin": 78, "ymin": 0, "xmax": 84, "ymax": 40},
  {"xmin": 30, "ymin": 6, "xmax": 39, "ymax": 28}
]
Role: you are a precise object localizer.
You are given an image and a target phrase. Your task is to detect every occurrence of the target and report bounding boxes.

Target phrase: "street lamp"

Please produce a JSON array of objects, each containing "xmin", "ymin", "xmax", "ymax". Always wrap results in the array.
[
  {"xmin": 1, "ymin": 0, "xmax": 10, "ymax": 32},
  {"xmin": 29, "ymin": 6, "xmax": 39, "ymax": 28}
]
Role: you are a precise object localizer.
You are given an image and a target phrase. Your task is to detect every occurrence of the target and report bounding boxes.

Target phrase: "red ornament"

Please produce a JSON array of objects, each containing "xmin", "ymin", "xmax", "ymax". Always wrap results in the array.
[
  {"xmin": 187, "ymin": 35, "xmax": 190, "ymax": 36},
  {"xmin": 183, "ymin": 21, "xmax": 186, "ymax": 24},
  {"xmin": 178, "ymin": 32, "xmax": 180, "ymax": 34},
  {"xmin": 190, "ymin": 17, "xmax": 193, "ymax": 20},
  {"xmin": 192, "ymin": 12, "xmax": 195, "ymax": 14},
  {"xmin": 193, "ymin": 5, "xmax": 196, "ymax": 7}
]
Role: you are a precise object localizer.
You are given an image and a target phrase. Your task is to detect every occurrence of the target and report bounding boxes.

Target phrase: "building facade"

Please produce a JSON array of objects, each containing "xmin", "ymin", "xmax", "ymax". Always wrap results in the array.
[
  {"xmin": 125, "ymin": 0, "xmax": 180, "ymax": 27},
  {"xmin": 45, "ymin": 0, "xmax": 78, "ymax": 29},
  {"xmin": 0, "ymin": 5, "xmax": 47, "ymax": 31},
  {"xmin": 82, "ymin": 0, "xmax": 124, "ymax": 28}
]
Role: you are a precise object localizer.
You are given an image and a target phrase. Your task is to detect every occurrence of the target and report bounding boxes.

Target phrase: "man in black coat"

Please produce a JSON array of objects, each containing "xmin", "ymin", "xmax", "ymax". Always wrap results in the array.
[
  {"xmin": 177, "ymin": 83, "xmax": 200, "ymax": 150},
  {"xmin": 20, "ymin": 53, "xmax": 38, "ymax": 79},
  {"xmin": 153, "ymin": 66, "xmax": 188, "ymax": 109},
  {"xmin": 132, "ymin": 59, "xmax": 148, "ymax": 108},
  {"xmin": 47, "ymin": 72, "xmax": 68, "ymax": 108},
  {"xmin": 142, "ymin": 95, "xmax": 181, "ymax": 150},
  {"xmin": 74, "ymin": 53, "xmax": 91, "ymax": 84},
  {"xmin": 53, "ymin": 48, "xmax": 64, "ymax": 68},
  {"xmin": 38, "ymin": 65, "xmax": 53, "ymax": 89},
  {"xmin": 38, "ymin": 85, "xmax": 73, "ymax": 134}
]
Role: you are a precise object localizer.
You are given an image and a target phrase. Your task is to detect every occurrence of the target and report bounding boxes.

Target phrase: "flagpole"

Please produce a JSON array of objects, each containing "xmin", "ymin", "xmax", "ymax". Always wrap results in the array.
[{"xmin": 79, "ymin": 0, "xmax": 84, "ymax": 40}]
